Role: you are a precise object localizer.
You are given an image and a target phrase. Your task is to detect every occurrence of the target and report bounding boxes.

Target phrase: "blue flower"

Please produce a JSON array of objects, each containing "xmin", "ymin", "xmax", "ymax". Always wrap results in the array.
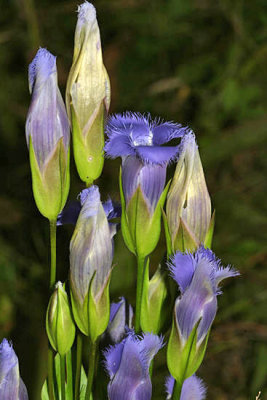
[
  {"xmin": 104, "ymin": 332, "xmax": 163, "ymax": 400},
  {"xmin": 166, "ymin": 375, "xmax": 206, "ymax": 400},
  {"xmin": 168, "ymin": 246, "xmax": 239, "ymax": 347},
  {"xmin": 0, "ymin": 339, "xmax": 28, "ymax": 399},
  {"xmin": 106, "ymin": 297, "xmax": 133, "ymax": 343}
]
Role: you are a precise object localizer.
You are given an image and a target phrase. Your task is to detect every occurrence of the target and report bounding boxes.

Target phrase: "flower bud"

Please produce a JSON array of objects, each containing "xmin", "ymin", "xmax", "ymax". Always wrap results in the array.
[
  {"xmin": 166, "ymin": 133, "xmax": 214, "ymax": 253},
  {"xmin": 167, "ymin": 247, "xmax": 239, "ymax": 383},
  {"xmin": 70, "ymin": 185, "xmax": 114, "ymax": 341},
  {"xmin": 105, "ymin": 112, "xmax": 188, "ymax": 258},
  {"xmin": 46, "ymin": 282, "xmax": 76, "ymax": 356},
  {"xmin": 26, "ymin": 48, "xmax": 70, "ymax": 221},
  {"xmin": 0, "ymin": 339, "xmax": 28, "ymax": 399},
  {"xmin": 106, "ymin": 297, "xmax": 133, "ymax": 343},
  {"xmin": 66, "ymin": 2, "xmax": 111, "ymax": 185},
  {"xmin": 104, "ymin": 332, "xmax": 163, "ymax": 400},
  {"xmin": 141, "ymin": 262, "xmax": 168, "ymax": 334}
]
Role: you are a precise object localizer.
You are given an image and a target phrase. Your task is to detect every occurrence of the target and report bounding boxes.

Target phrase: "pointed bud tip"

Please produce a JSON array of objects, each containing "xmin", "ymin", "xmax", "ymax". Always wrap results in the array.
[
  {"xmin": 79, "ymin": 185, "xmax": 100, "ymax": 207},
  {"xmin": 28, "ymin": 47, "xmax": 56, "ymax": 93},
  {"xmin": 77, "ymin": 1, "xmax": 96, "ymax": 24}
]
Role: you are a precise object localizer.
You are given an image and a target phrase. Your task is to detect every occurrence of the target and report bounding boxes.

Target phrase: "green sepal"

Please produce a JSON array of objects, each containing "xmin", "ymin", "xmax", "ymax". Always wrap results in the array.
[
  {"xmin": 173, "ymin": 218, "xmax": 199, "ymax": 253},
  {"xmin": 41, "ymin": 353, "xmax": 90, "ymax": 400},
  {"xmin": 70, "ymin": 287, "xmax": 89, "ymax": 336},
  {"xmin": 71, "ymin": 102, "xmax": 104, "ymax": 186},
  {"xmin": 204, "ymin": 210, "xmax": 215, "ymax": 248},
  {"xmin": 29, "ymin": 136, "xmax": 69, "ymax": 221},
  {"xmin": 140, "ymin": 261, "xmax": 168, "ymax": 334},
  {"xmin": 167, "ymin": 312, "xmax": 209, "ymax": 384},
  {"xmin": 88, "ymin": 271, "xmax": 111, "ymax": 343},
  {"xmin": 46, "ymin": 283, "xmax": 76, "ymax": 356},
  {"xmin": 162, "ymin": 209, "xmax": 172, "ymax": 257},
  {"xmin": 119, "ymin": 167, "xmax": 135, "ymax": 254}
]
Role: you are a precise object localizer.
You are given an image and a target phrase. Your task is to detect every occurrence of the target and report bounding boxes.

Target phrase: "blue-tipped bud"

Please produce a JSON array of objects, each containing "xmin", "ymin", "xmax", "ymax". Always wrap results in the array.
[
  {"xmin": 105, "ymin": 112, "xmax": 188, "ymax": 257},
  {"xmin": 46, "ymin": 282, "xmax": 76, "ymax": 356},
  {"xmin": 166, "ymin": 375, "xmax": 206, "ymax": 400},
  {"xmin": 166, "ymin": 133, "xmax": 213, "ymax": 252},
  {"xmin": 106, "ymin": 297, "xmax": 133, "ymax": 343},
  {"xmin": 0, "ymin": 339, "xmax": 28, "ymax": 399},
  {"xmin": 104, "ymin": 332, "xmax": 163, "ymax": 400},
  {"xmin": 167, "ymin": 246, "xmax": 239, "ymax": 383},
  {"xmin": 70, "ymin": 185, "xmax": 114, "ymax": 341},
  {"xmin": 26, "ymin": 48, "xmax": 70, "ymax": 221},
  {"xmin": 66, "ymin": 2, "xmax": 111, "ymax": 185}
]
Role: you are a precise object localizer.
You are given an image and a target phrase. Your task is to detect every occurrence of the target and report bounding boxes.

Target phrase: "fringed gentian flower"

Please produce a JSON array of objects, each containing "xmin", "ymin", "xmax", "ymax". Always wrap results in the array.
[
  {"xmin": 26, "ymin": 48, "xmax": 70, "ymax": 221},
  {"xmin": 105, "ymin": 112, "xmax": 188, "ymax": 258},
  {"xmin": 70, "ymin": 185, "xmax": 114, "ymax": 341},
  {"xmin": 166, "ymin": 132, "xmax": 213, "ymax": 253},
  {"xmin": 104, "ymin": 332, "xmax": 163, "ymax": 400},
  {"xmin": 66, "ymin": 1, "xmax": 111, "ymax": 185},
  {"xmin": 167, "ymin": 246, "xmax": 239, "ymax": 383},
  {"xmin": 106, "ymin": 297, "xmax": 133, "ymax": 343},
  {"xmin": 0, "ymin": 339, "xmax": 28, "ymax": 399},
  {"xmin": 166, "ymin": 375, "xmax": 206, "ymax": 400}
]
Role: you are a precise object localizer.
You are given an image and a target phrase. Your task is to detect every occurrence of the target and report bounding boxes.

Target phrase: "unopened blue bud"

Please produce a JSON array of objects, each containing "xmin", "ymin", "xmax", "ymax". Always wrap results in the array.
[
  {"xmin": 0, "ymin": 339, "xmax": 28, "ymax": 399},
  {"xmin": 106, "ymin": 297, "xmax": 133, "ymax": 343}
]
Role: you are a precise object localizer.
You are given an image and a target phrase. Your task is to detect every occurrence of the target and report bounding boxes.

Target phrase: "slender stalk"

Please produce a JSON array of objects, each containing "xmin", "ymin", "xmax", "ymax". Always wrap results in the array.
[
  {"xmin": 66, "ymin": 350, "xmax": 73, "ymax": 399},
  {"xmin": 48, "ymin": 347, "xmax": 55, "ymax": 400},
  {"xmin": 49, "ymin": 220, "xmax": 57, "ymax": 289},
  {"xmin": 135, "ymin": 255, "xmax": 145, "ymax": 333},
  {"xmin": 75, "ymin": 333, "xmax": 83, "ymax": 400},
  {"xmin": 60, "ymin": 355, "xmax": 66, "ymax": 400},
  {"xmin": 85, "ymin": 340, "xmax": 98, "ymax": 400},
  {"xmin": 172, "ymin": 380, "xmax": 182, "ymax": 400}
]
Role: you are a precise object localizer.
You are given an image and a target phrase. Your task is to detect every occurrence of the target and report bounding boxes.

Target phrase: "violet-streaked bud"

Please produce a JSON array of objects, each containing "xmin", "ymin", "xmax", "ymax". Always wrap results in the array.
[
  {"xmin": 0, "ymin": 339, "xmax": 28, "ymax": 399},
  {"xmin": 166, "ymin": 375, "xmax": 206, "ymax": 400},
  {"xmin": 106, "ymin": 297, "xmax": 133, "ymax": 343},
  {"xmin": 66, "ymin": 1, "xmax": 111, "ymax": 186},
  {"xmin": 46, "ymin": 282, "xmax": 76, "ymax": 356},
  {"xmin": 166, "ymin": 133, "xmax": 213, "ymax": 253},
  {"xmin": 70, "ymin": 185, "xmax": 114, "ymax": 341},
  {"xmin": 104, "ymin": 332, "xmax": 163, "ymax": 400},
  {"xmin": 167, "ymin": 246, "xmax": 239, "ymax": 383},
  {"xmin": 105, "ymin": 112, "xmax": 188, "ymax": 257},
  {"xmin": 26, "ymin": 48, "xmax": 70, "ymax": 221}
]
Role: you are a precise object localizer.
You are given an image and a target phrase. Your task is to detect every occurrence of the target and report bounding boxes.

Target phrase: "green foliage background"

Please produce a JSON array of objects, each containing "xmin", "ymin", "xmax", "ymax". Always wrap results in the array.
[{"xmin": 0, "ymin": 0, "xmax": 266, "ymax": 398}]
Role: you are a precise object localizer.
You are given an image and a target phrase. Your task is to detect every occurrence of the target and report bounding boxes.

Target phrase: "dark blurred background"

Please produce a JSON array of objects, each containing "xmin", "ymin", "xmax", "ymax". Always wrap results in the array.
[{"xmin": 0, "ymin": 0, "xmax": 267, "ymax": 398}]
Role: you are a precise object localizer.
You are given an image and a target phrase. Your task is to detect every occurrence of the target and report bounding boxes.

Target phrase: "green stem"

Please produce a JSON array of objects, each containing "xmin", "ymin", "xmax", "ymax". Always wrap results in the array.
[
  {"xmin": 135, "ymin": 255, "xmax": 145, "ymax": 333},
  {"xmin": 75, "ymin": 333, "xmax": 83, "ymax": 400},
  {"xmin": 172, "ymin": 380, "xmax": 182, "ymax": 400},
  {"xmin": 85, "ymin": 340, "xmax": 98, "ymax": 400},
  {"xmin": 48, "ymin": 347, "xmax": 55, "ymax": 400},
  {"xmin": 60, "ymin": 355, "xmax": 66, "ymax": 400},
  {"xmin": 49, "ymin": 220, "xmax": 57, "ymax": 289}
]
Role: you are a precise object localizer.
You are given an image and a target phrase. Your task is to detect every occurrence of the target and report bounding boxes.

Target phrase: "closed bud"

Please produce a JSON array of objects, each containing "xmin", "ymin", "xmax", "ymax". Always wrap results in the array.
[
  {"xmin": 0, "ymin": 339, "xmax": 28, "ymax": 399},
  {"xmin": 26, "ymin": 48, "xmax": 70, "ymax": 221},
  {"xmin": 70, "ymin": 185, "xmax": 114, "ymax": 341},
  {"xmin": 106, "ymin": 297, "xmax": 133, "ymax": 343},
  {"xmin": 166, "ymin": 133, "xmax": 214, "ymax": 253},
  {"xmin": 46, "ymin": 282, "xmax": 76, "ymax": 356},
  {"xmin": 66, "ymin": 2, "xmax": 111, "ymax": 185},
  {"xmin": 141, "ymin": 262, "xmax": 168, "ymax": 334}
]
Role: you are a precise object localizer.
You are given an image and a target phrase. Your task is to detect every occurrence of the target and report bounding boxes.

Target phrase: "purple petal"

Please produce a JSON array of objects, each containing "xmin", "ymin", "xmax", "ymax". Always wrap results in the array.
[
  {"xmin": 152, "ymin": 122, "xmax": 189, "ymax": 145},
  {"xmin": 168, "ymin": 252, "xmax": 197, "ymax": 293},
  {"xmin": 107, "ymin": 298, "xmax": 133, "ymax": 343},
  {"xmin": 28, "ymin": 47, "xmax": 56, "ymax": 93},
  {"xmin": 103, "ymin": 198, "xmax": 122, "ymax": 220},
  {"xmin": 139, "ymin": 333, "xmax": 164, "ymax": 369},
  {"xmin": 136, "ymin": 145, "xmax": 179, "ymax": 164},
  {"xmin": 181, "ymin": 375, "xmax": 206, "ymax": 400},
  {"xmin": 104, "ymin": 341, "xmax": 125, "ymax": 379},
  {"xmin": 165, "ymin": 375, "xmax": 175, "ymax": 399},
  {"xmin": 57, "ymin": 200, "xmax": 81, "ymax": 225}
]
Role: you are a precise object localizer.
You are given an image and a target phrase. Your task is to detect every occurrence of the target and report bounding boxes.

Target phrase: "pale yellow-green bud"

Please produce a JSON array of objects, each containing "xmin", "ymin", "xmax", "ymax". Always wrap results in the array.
[
  {"xmin": 166, "ymin": 133, "xmax": 213, "ymax": 252},
  {"xmin": 46, "ymin": 282, "xmax": 76, "ymax": 356},
  {"xmin": 66, "ymin": 2, "xmax": 111, "ymax": 185}
]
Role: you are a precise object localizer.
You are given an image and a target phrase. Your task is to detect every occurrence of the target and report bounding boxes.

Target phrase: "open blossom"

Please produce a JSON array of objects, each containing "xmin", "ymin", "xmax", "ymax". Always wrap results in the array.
[
  {"xmin": 168, "ymin": 246, "xmax": 239, "ymax": 347},
  {"xmin": 104, "ymin": 332, "xmax": 163, "ymax": 400},
  {"xmin": 0, "ymin": 339, "xmax": 28, "ymax": 399},
  {"xmin": 166, "ymin": 132, "xmax": 212, "ymax": 252},
  {"xmin": 66, "ymin": 1, "xmax": 110, "ymax": 185},
  {"xmin": 166, "ymin": 375, "xmax": 206, "ymax": 400},
  {"xmin": 70, "ymin": 185, "xmax": 115, "ymax": 340},
  {"xmin": 25, "ymin": 48, "xmax": 70, "ymax": 220},
  {"xmin": 105, "ymin": 112, "xmax": 189, "ymax": 257}
]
